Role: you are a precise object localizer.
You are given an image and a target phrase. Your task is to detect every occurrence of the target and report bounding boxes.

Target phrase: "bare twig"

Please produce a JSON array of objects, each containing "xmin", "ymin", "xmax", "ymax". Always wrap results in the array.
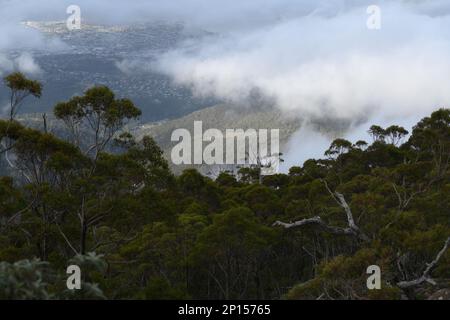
[
  {"xmin": 397, "ymin": 237, "xmax": 450, "ymax": 289},
  {"xmin": 274, "ymin": 181, "xmax": 369, "ymax": 242},
  {"xmin": 56, "ymin": 223, "xmax": 79, "ymax": 255}
]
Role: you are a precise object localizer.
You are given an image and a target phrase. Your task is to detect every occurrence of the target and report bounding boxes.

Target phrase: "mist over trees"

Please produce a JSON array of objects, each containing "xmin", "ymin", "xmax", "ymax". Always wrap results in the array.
[{"xmin": 0, "ymin": 73, "xmax": 449, "ymax": 300}]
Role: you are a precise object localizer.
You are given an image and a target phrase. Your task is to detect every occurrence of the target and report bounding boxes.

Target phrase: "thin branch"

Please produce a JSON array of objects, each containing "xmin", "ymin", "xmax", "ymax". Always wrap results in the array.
[
  {"xmin": 274, "ymin": 181, "xmax": 369, "ymax": 241},
  {"xmin": 392, "ymin": 183, "xmax": 402, "ymax": 209},
  {"xmin": 56, "ymin": 223, "xmax": 79, "ymax": 255},
  {"xmin": 334, "ymin": 192, "xmax": 356, "ymax": 230},
  {"xmin": 397, "ymin": 237, "xmax": 450, "ymax": 289},
  {"xmin": 273, "ymin": 216, "xmax": 355, "ymax": 237},
  {"xmin": 7, "ymin": 196, "xmax": 37, "ymax": 225}
]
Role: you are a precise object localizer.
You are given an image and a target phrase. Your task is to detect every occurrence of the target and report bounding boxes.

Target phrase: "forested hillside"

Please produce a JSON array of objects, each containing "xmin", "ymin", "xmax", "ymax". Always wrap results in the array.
[{"xmin": 0, "ymin": 73, "xmax": 449, "ymax": 300}]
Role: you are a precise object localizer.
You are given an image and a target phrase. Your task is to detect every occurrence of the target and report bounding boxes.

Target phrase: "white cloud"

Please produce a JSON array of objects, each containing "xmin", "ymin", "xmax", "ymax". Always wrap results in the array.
[
  {"xmin": 154, "ymin": 2, "xmax": 450, "ymax": 123},
  {"xmin": 14, "ymin": 52, "xmax": 42, "ymax": 75},
  {"xmin": 0, "ymin": 52, "xmax": 42, "ymax": 77},
  {"xmin": 148, "ymin": 1, "xmax": 450, "ymax": 167}
]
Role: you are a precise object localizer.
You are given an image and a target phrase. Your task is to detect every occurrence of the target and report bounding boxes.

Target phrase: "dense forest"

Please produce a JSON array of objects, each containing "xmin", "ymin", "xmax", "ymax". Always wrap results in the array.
[{"xmin": 0, "ymin": 72, "xmax": 449, "ymax": 300}]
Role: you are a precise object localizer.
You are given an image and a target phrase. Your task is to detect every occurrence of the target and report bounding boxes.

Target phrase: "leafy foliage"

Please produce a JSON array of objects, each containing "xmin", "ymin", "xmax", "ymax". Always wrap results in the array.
[{"xmin": 0, "ymin": 74, "xmax": 449, "ymax": 300}]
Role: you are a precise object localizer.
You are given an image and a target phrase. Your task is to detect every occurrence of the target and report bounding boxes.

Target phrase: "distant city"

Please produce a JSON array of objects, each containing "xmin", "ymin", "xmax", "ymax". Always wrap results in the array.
[{"xmin": 2, "ymin": 21, "xmax": 217, "ymax": 122}]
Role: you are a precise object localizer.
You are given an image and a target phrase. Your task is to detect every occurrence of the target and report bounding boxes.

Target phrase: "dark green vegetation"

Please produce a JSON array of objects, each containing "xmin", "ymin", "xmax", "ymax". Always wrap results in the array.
[{"xmin": 0, "ymin": 73, "xmax": 449, "ymax": 300}]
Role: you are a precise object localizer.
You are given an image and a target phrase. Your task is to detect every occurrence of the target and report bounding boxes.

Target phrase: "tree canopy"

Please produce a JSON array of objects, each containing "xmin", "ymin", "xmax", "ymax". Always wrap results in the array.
[{"xmin": 0, "ymin": 73, "xmax": 449, "ymax": 300}]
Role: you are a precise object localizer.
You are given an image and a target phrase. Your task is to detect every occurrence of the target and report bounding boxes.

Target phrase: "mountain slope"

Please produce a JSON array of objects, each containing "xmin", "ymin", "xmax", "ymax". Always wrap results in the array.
[{"xmin": 133, "ymin": 104, "xmax": 302, "ymax": 174}]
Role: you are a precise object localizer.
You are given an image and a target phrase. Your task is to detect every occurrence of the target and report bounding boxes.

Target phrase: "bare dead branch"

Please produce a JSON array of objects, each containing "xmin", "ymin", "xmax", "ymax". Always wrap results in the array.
[
  {"xmin": 274, "ymin": 181, "xmax": 369, "ymax": 241},
  {"xmin": 397, "ymin": 237, "xmax": 450, "ymax": 289},
  {"xmin": 273, "ymin": 216, "xmax": 356, "ymax": 236},
  {"xmin": 334, "ymin": 192, "xmax": 356, "ymax": 229}
]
